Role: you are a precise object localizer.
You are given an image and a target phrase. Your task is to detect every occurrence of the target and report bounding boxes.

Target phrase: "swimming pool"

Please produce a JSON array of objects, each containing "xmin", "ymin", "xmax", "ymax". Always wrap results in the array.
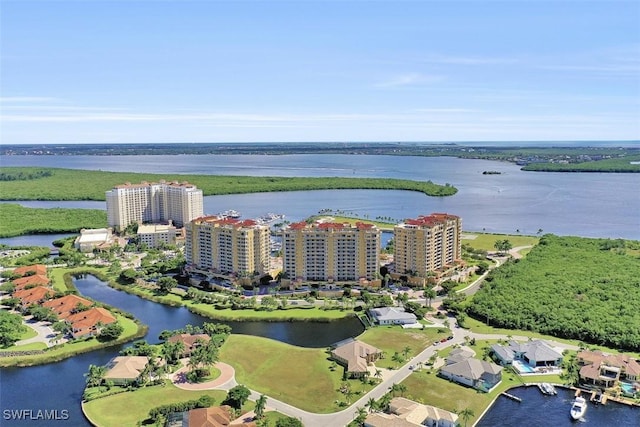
[
  {"xmin": 512, "ymin": 360, "xmax": 536, "ymax": 374},
  {"xmin": 620, "ymin": 382, "xmax": 637, "ymax": 396}
]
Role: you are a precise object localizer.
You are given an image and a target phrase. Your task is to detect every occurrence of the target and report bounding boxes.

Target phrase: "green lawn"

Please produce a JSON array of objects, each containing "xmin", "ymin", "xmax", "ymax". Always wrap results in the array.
[
  {"xmin": 83, "ymin": 383, "xmax": 228, "ymax": 427},
  {"xmin": 402, "ymin": 367, "xmax": 567, "ymax": 426},
  {"xmin": 358, "ymin": 326, "xmax": 448, "ymax": 369},
  {"xmin": 0, "ymin": 341, "xmax": 47, "ymax": 351},
  {"xmin": 19, "ymin": 323, "xmax": 39, "ymax": 340},
  {"xmin": 461, "ymin": 232, "xmax": 539, "ymax": 252},
  {"xmin": 219, "ymin": 334, "xmax": 373, "ymax": 413}
]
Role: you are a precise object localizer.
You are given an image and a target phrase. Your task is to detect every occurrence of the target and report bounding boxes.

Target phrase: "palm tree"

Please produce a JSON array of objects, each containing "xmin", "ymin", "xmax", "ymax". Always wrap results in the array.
[
  {"xmin": 374, "ymin": 369, "xmax": 383, "ymax": 379},
  {"xmin": 396, "ymin": 383, "xmax": 407, "ymax": 396},
  {"xmin": 366, "ymin": 397, "xmax": 378, "ymax": 413},
  {"xmin": 354, "ymin": 407, "xmax": 367, "ymax": 426},
  {"xmin": 254, "ymin": 394, "xmax": 267, "ymax": 420},
  {"xmin": 402, "ymin": 346, "xmax": 411, "ymax": 359},
  {"xmin": 424, "ymin": 287, "xmax": 437, "ymax": 307},
  {"xmin": 84, "ymin": 364, "xmax": 106, "ymax": 388},
  {"xmin": 459, "ymin": 408, "xmax": 475, "ymax": 427},
  {"xmin": 378, "ymin": 393, "xmax": 392, "ymax": 412}
]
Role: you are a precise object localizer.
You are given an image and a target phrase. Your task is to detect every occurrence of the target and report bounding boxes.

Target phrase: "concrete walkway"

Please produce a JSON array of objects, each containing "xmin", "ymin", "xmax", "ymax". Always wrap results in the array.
[{"xmin": 15, "ymin": 317, "xmax": 62, "ymax": 347}]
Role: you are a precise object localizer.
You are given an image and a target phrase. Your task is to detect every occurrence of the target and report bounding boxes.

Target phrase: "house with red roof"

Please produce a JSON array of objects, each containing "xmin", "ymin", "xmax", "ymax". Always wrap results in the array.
[
  {"xmin": 167, "ymin": 333, "xmax": 211, "ymax": 357},
  {"xmin": 43, "ymin": 294, "xmax": 94, "ymax": 319},
  {"xmin": 66, "ymin": 307, "xmax": 117, "ymax": 338},
  {"xmin": 13, "ymin": 264, "xmax": 47, "ymax": 277},
  {"xmin": 13, "ymin": 286, "xmax": 55, "ymax": 309},
  {"xmin": 577, "ymin": 350, "xmax": 640, "ymax": 390},
  {"xmin": 12, "ymin": 274, "xmax": 51, "ymax": 291}
]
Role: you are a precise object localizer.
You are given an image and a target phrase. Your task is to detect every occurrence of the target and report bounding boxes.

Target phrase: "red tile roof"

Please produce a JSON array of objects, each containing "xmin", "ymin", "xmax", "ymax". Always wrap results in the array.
[
  {"xmin": 13, "ymin": 264, "xmax": 47, "ymax": 277},
  {"xmin": 43, "ymin": 295, "xmax": 94, "ymax": 319},
  {"xmin": 13, "ymin": 286, "xmax": 54, "ymax": 305},
  {"xmin": 67, "ymin": 307, "xmax": 117, "ymax": 337},
  {"xmin": 403, "ymin": 213, "xmax": 460, "ymax": 227},
  {"xmin": 12, "ymin": 275, "xmax": 50, "ymax": 290}
]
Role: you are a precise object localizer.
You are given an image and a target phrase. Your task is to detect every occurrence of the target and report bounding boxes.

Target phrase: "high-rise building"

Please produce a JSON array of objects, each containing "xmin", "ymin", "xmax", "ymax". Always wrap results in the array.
[
  {"xmin": 394, "ymin": 213, "xmax": 462, "ymax": 276},
  {"xmin": 106, "ymin": 180, "xmax": 203, "ymax": 230},
  {"xmin": 281, "ymin": 220, "xmax": 381, "ymax": 282},
  {"xmin": 184, "ymin": 216, "xmax": 270, "ymax": 277}
]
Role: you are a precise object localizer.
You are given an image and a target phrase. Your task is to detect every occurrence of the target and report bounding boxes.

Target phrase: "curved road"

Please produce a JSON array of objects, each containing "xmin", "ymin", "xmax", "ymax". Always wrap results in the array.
[{"xmin": 174, "ymin": 245, "xmax": 559, "ymax": 426}]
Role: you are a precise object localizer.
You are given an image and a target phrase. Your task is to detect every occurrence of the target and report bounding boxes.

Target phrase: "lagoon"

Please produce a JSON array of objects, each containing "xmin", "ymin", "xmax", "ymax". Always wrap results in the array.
[{"xmin": 2, "ymin": 154, "xmax": 639, "ymax": 239}]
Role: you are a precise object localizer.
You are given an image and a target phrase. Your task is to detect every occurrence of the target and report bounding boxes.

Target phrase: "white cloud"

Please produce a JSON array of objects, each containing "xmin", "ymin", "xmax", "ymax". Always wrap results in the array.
[{"xmin": 374, "ymin": 73, "xmax": 443, "ymax": 88}]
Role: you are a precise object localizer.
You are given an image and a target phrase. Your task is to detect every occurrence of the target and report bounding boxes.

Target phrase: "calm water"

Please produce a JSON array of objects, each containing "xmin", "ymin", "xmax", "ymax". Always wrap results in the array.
[
  {"xmin": 1, "ymin": 153, "xmax": 639, "ymax": 425},
  {"xmin": 2, "ymin": 154, "xmax": 639, "ymax": 239},
  {"xmin": 476, "ymin": 385, "xmax": 639, "ymax": 427},
  {"xmin": 0, "ymin": 274, "xmax": 363, "ymax": 426}
]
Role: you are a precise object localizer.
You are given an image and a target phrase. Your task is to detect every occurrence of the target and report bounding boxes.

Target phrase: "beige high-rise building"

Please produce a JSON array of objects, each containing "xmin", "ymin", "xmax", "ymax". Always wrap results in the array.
[
  {"xmin": 394, "ymin": 213, "xmax": 461, "ymax": 276},
  {"xmin": 106, "ymin": 180, "xmax": 203, "ymax": 230},
  {"xmin": 282, "ymin": 220, "xmax": 381, "ymax": 282},
  {"xmin": 184, "ymin": 216, "xmax": 270, "ymax": 277}
]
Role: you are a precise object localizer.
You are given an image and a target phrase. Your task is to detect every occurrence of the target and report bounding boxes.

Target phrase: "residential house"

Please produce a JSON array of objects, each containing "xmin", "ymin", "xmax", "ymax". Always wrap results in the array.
[
  {"xmin": 167, "ymin": 333, "xmax": 211, "ymax": 356},
  {"xmin": 43, "ymin": 294, "xmax": 93, "ymax": 319},
  {"xmin": 490, "ymin": 340, "xmax": 563, "ymax": 368},
  {"xmin": 331, "ymin": 339, "xmax": 382, "ymax": 378},
  {"xmin": 103, "ymin": 356, "xmax": 149, "ymax": 385},
  {"xmin": 13, "ymin": 286, "xmax": 55, "ymax": 310},
  {"xmin": 368, "ymin": 307, "xmax": 417, "ymax": 326},
  {"xmin": 66, "ymin": 307, "xmax": 117, "ymax": 338},
  {"xmin": 577, "ymin": 350, "xmax": 640, "ymax": 389},
  {"xmin": 181, "ymin": 405, "xmax": 255, "ymax": 427},
  {"xmin": 12, "ymin": 274, "xmax": 51, "ymax": 291},
  {"xmin": 439, "ymin": 352, "xmax": 502, "ymax": 392},
  {"xmin": 12, "ymin": 264, "xmax": 47, "ymax": 277},
  {"xmin": 364, "ymin": 397, "xmax": 458, "ymax": 427}
]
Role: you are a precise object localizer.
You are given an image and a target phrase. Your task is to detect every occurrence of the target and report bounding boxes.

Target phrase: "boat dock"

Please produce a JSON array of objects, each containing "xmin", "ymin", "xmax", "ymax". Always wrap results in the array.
[
  {"xmin": 590, "ymin": 390, "xmax": 607, "ymax": 405},
  {"xmin": 502, "ymin": 392, "xmax": 522, "ymax": 402}
]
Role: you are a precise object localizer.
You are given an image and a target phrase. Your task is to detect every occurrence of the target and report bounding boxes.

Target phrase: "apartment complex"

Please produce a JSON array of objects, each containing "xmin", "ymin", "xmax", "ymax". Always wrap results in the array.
[
  {"xmin": 106, "ymin": 180, "xmax": 203, "ymax": 230},
  {"xmin": 394, "ymin": 213, "xmax": 462, "ymax": 276},
  {"xmin": 281, "ymin": 220, "xmax": 381, "ymax": 282},
  {"xmin": 137, "ymin": 223, "xmax": 178, "ymax": 248},
  {"xmin": 184, "ymin": 216, "xmax": 270, "ymax": 277}
]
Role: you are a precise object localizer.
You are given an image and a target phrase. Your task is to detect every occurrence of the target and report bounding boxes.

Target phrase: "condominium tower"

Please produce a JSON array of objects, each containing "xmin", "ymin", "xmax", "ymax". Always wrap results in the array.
[
  {"xmin": 184, "ymin": 216, "xmax": 270, "ymax": 277},
  {"xmin": 282, "ymin": 221, "xmax": 381, "ymax": 282},
  {"xmin": 394, "ymin": 213, "xmax": 462, "ymax": 276},
  {"xmin": 106, "ymin": 181, "xmax": 203, "ymax": 230}
]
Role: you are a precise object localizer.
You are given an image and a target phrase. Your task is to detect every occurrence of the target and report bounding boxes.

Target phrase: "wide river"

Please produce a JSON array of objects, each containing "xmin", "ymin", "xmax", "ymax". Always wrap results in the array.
[
  {"xmin": 2, "ymin": 154, "xmax": 639, "ymax": 239},
  {"xmin": 1, "ymin": 153, "xmax": 639, "ymax": 426}
]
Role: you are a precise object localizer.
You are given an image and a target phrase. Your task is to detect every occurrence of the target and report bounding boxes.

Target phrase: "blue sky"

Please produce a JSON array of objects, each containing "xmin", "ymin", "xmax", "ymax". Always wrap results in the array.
[{"xmin": 1, "ymin": 0, "xmax": 639, "ymax": 144}]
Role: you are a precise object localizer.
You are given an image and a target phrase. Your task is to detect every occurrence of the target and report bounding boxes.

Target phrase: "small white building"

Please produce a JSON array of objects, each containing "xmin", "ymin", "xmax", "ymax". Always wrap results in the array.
[
  {"xmin": 137, "ymin": 223, "xmax": 177, "ymax": 248},
  {"xmin": 74, "ymin": 228, "xmax": 118, "ymax": 253},
  {"xmin": 369, "ymin": 306, "xmax": 418, "ymax": 325}
]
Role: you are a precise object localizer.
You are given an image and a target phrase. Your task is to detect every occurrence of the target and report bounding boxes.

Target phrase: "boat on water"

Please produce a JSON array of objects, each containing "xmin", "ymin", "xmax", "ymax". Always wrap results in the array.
[
  {"xmin": 538, "ymin": 383, "xmax": 557, "ymax": 395},
  {"xmin": 219, "ymin": 210, "xmax": 241, "ymax": 218},
  {"xmin": 257, "ymin": 213, "xmax": 285, "ymax": 224},
  {"xmin": 570, "ymin": 396, "xmax": 587, "ymax": 420}
]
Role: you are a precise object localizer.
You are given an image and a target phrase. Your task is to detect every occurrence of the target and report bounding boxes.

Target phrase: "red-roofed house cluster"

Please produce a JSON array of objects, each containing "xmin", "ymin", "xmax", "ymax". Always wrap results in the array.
[{"xmin": 7, "ymin": 264, "xmax": 117, "ymax": 339}]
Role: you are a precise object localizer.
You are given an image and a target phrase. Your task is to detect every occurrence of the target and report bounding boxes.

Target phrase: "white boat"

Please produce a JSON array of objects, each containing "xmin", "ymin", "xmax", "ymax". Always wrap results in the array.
[
  {"xmin": 538, "ymin": 383, "xmax": 557, "ymax": 395},
  {"xmin": 570, "ymin": 396, "xmax": 587, "ymax": 420},
  {"xmin": 219, "ymin": 210, "xmax": 241, "ymax": 218}
]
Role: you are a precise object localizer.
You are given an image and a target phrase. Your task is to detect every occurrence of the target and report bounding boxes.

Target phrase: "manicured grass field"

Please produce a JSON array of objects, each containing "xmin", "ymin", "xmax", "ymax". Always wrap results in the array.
[
  {"xmin": 358, "ymin": 326, "xmax": 448, "ymax": 369},
  {"xmin": 219, "ymin": 335, "xmax": 371, "ymax": 413},
  {"xmin": 83, "ymin": 384, "xmax": 228, "ymax": 427},
  {"xmin": 461, "ymin": 232, "xmax": 539, "ymax": 252}
]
